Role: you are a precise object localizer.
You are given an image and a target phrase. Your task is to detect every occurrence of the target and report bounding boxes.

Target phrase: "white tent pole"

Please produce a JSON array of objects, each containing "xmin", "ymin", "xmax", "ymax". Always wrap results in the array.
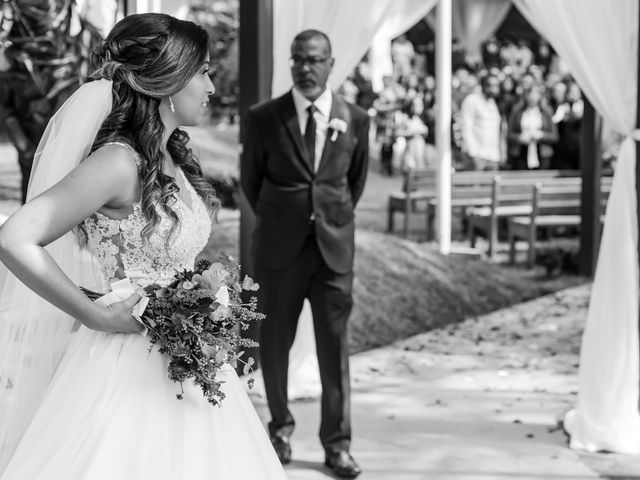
[
  {"xmin": 135, "ymin": 0, "xmax": 147, "ymax": 13},
  {"xmin": 134, "ymin": 0, "xmax": 160, "ymax": 13},
  {"xmin": 435, "ymin": 0, "xmax": 452, "ymax": 254}
]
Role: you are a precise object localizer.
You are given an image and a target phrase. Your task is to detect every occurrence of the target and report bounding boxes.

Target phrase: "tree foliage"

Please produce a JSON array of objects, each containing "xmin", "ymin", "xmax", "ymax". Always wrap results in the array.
[
  {"xmin": 184, "ymin": 0, "xmax": 239, "ymax": 123},
  {"xmin": 0, "ymin": 0, "xmax": 103, "ymax": 201}
]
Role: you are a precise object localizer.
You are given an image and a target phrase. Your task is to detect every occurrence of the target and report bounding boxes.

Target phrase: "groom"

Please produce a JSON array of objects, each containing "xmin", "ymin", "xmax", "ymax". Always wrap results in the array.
[{"xmin": 241, "ymin": 30, "xmax": 369, "ymax": 478}]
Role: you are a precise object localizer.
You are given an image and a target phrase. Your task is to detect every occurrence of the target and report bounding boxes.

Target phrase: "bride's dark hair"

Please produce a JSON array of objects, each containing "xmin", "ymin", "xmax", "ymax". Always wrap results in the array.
[{"xmin": 89, "ymin": 13, "xmax": 219, "ymax": 243}]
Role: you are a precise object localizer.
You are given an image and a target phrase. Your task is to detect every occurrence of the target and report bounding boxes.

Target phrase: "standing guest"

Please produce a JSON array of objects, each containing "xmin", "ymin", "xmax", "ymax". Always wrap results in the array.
[
  {"xmin": 549, "ymin": 80, "xmax": 568, "ymax": 115},
  {"xmin": 397, "ymin": 97, "xmax": 430, "ymax": 171},
  {"xmin": 338, "ymin": 75, "xmax": 358, "ymax": 104},
  {"xmin": 401, "ymin": 73, "xmax": 421, "ymax": 109},
  {"xmin": 482, "ymin": 36, "xmax": 501, "ymax": 69},
  {"xmin": 374, "ymin": 75, "xmax": 401, "ymax": 175},
  {"xmin": 553, "ymin": 81, "xmax": 583, "ymax": 170},
  {"xmin": 517, "ymin": 72, "xmax": 537, "ymax": 96},
  {"xmin": 424, "ymin": 40, "xmax": 436, "ymax": 75},
  {"xmin": 535, "ymin": 38, "xmax": 553, "ymax": 75},
  {"xmin": 508, "ymin": 86, "xmax": 558, "ymax": 170},
  {"xmin": 377, "ymin": 117, "xmax": 397, "ymax": 176},
  {"xmin": 421, "ymin": 77, "xmax": 436, "ymax": 145},
  {"xmin": 352, "ymin": 62, "xmax": 376, "ymax": 111},
  {"xmin": 241, "ymin": 29, "xmax": 369, "ymax": 479},
  {"xmin": 513, "ymin": 39, "xmax": 534, "ymax": 77},
  {"xmin": 391, "ymin": 34, "xmax": 414, "ymax": 79},
  {"xmin": 498, "ymin": 74, "xmax": 518, "ymax": 119},
  {"xmin": 460, "ymin": 73, "xmax": 502, "ymax": 170},
  {"xmin": 500, "ymin": 40, "xmax": 519, "ymax": 74},
  {"xmin": 452, "ymin": 37, "xmax": 468, "ymax": 70}
]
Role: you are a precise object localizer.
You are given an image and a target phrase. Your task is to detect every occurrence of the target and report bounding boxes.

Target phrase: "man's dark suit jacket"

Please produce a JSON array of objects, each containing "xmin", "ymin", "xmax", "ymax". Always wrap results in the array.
[{"xmin": 241, "ymin": 91, "xmax": 370, "ymax": 274}]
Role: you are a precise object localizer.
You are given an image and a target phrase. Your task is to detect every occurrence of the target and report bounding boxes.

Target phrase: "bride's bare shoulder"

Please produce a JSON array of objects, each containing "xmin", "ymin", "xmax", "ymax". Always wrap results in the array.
[
  {"xmin": 83, "ymin": 143, "xmax": 141, "ymax": 182},
  {"xmin": 77, "ymin": 143, "xmax": 141, "ymax": 205}
]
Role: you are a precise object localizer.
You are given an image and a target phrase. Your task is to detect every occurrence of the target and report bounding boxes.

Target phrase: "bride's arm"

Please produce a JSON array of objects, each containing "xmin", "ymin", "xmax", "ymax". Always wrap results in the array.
[{"xmin": 0, "ymin": 145, "xmax": 143, "ymax": 333}]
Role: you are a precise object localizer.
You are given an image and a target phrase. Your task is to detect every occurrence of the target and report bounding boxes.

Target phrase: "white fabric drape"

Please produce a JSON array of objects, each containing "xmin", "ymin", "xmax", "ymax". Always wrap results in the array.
[
  {"xmin": 271, "ymin": 0, "xmax": 436, "ymax": 98},
  {"xmin": 75, "ymin": 0, "xmax": 119, "ymax": 37},
  {"xmin": 512, "ymin": 0, "xmax": 640, "ymax": 454},
  {"xmin": 0, "ymin": 80, "xmax": 112, "ymax": 472},
  {"xmin": 453, "ymin": 0, "xmax": 511, "ymax": 66},
  {"xmin": 369, "ymin": 1, "xmax": 438, "ymax": 92},
  {"xmin": 426, "ymin": 0, "xmax": 511, "ymax": 67}
]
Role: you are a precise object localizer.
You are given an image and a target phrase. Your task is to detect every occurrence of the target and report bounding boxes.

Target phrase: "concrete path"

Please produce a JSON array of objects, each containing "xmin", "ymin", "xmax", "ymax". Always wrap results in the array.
[
  {"xmin": 250, "ymin": 285, "xmax": 640, "ymax": 480},
  {"xmin": 253, "ymin": 353, "xmax": 597, "ymax": 480}
]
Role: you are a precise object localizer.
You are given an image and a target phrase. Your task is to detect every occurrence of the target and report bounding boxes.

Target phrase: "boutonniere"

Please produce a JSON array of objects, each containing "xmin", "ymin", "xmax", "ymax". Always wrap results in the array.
[{"xmin": 328, "ymin": 118, "xmax": 347, "ymax": 142}]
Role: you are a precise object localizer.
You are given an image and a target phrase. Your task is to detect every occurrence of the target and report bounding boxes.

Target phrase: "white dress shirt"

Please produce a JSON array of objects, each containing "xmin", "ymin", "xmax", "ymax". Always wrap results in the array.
[
  {"xmin": 292, "ymin": 86, "xmax": 332, "ymax": 172},
  {"xmin": 460, "ymin": 91, "xmax": 501, "ymax": 163}
]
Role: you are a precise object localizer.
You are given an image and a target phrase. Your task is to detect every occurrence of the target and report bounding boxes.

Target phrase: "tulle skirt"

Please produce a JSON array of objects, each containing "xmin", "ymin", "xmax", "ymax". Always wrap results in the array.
[{"xmin": 0, "ymin": 326, "xmax": 287, "ymax": 480}]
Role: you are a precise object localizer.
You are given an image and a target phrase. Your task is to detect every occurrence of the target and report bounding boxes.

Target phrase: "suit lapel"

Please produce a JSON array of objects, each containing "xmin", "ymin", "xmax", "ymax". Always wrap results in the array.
[
  {"xmin": 278, "ymin": 92, "xmax": 314, "ymax": 174},
  {"xmin": 317, "ymin": 94, "xmax": 351, "ymax": 175}
]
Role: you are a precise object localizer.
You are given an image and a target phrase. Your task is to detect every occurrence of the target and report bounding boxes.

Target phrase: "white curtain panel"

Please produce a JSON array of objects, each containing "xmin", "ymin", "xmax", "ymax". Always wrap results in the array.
[
  {"xmin": 369, "ymin": 0, "xmax": 438, "ymax": 92},
  {"xmin": 74, "ymin": 0, "xmax": 119, "ymax": 37},
  {"xmin": 513, "ymin": 0, "xmax": 640, "ymax": 454},
  {"xmin": 452, "ymin": 0, "xmax": 511, "ymax": 65},
  {"xmin": 271, "ymin": 0, "xmax": 436, "ymax": 97},
  {"xmin": 425, "ymin": 0, "xmax": 511, "ymax": 66}
]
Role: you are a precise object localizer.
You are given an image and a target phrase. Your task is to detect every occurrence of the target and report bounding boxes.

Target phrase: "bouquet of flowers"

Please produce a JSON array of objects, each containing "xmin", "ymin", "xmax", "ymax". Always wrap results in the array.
[{"xmin": 82, "ymin": 254, "xmax": 263, "ymax": 407}]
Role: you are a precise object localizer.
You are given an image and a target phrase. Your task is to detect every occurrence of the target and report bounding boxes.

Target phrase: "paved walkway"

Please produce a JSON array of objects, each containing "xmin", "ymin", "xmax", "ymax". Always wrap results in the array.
[{"xmin": 251, "ymin": 285, "xmax": 640, "ymax": 480}]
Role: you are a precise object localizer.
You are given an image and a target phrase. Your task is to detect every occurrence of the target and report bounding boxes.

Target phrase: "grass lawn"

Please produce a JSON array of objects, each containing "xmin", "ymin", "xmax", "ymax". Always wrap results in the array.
[{"xmin": 194, "ymin": 124, "xmax": 586, "ymax": 354}]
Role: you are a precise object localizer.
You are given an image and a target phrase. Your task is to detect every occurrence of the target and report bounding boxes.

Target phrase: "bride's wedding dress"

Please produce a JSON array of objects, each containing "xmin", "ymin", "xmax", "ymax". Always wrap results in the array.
[{"xmin": 0, "ymin": 144, "xmax": 287, "ymax": 480}]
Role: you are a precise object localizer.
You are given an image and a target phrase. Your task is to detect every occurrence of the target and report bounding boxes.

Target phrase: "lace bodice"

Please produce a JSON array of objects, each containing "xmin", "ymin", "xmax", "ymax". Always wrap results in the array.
[{"xmin": 82, "ymin": 143, "xmax": 212, "ymax": 289}]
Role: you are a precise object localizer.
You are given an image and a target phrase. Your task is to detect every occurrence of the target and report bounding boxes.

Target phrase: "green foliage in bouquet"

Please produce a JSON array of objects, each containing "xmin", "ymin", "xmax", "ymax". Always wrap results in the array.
[
  {"xmin": 143, "ymin": 255, "xmax": 263, "ymax": 406},
  {"xmin": 83, "ymin": 254, "xmax": 264, "ymax": 407}
]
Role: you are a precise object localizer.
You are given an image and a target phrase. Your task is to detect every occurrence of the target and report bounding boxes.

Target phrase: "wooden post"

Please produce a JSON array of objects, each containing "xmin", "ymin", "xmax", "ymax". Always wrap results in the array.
[
  {"xmin": 238, "ymin": 0, "xmax": 273, "ymax": 368},
  {"xmin": 579, "ymin": 95, "xmax": 602, "ymax": 277}
]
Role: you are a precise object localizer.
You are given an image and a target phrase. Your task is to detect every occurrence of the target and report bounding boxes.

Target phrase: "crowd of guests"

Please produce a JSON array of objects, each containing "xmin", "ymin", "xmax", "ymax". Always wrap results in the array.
[{"xmin": 339, "ymin": 35, "xmax": 622, "ymax": 176}]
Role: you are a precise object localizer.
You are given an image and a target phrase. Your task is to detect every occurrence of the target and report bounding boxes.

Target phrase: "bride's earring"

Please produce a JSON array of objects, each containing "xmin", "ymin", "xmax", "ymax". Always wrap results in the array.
[{"xmin": 169, "ymin": 97, "xmax": 175, "ymax": 113}]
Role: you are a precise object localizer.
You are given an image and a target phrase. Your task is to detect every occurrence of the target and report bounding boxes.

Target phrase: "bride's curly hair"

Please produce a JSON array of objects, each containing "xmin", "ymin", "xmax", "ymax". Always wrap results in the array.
[{"xmin": 89, "ymin": 13, "xmax": 219, "ymax": 244}]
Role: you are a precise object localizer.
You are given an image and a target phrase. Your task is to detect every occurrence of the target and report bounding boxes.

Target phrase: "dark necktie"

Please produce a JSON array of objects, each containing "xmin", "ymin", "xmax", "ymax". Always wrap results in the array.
[{"xmin": 304, "ymin": 104, "xmax": 317, "ymax": 169}]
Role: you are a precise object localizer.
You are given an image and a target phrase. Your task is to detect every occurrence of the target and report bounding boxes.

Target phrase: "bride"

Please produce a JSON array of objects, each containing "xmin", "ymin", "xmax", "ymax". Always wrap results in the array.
[{"xmin": 0, "ymin": 13, "xmax": 286, "ymax": 479}]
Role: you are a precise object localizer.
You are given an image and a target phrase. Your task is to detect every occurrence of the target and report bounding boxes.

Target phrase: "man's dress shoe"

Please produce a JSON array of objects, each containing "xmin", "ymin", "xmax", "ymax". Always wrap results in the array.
[
  {"xmin": 270, "ymin": 435, "xmax": 292, "ymax": 464},
  {"xmin": 324, "ymin": 450, "xmax": 362, "ymax": 478}
]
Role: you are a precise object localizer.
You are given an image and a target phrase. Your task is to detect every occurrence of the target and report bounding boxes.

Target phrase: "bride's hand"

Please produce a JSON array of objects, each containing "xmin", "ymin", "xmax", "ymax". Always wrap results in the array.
[{"xmin": 92, "ymin": 293, "xmax": 146, "ymax": 334}]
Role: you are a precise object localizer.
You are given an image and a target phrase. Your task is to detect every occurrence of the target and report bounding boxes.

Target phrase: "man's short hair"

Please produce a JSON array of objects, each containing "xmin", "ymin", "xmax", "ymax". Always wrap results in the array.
[
  {"xmin": 291, "ymin": 29, "xmax": 332, "ymax": 54},
  {"xmin": 480, "ymin": 73, "xmax": 498, "ymax": 89}
]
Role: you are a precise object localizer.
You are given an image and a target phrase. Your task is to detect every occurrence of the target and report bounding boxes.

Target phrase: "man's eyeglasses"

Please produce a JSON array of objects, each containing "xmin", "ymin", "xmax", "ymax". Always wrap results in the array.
[{"xmin": 289, "ymin": 55, "xmax": 331, "ymax": 67}]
